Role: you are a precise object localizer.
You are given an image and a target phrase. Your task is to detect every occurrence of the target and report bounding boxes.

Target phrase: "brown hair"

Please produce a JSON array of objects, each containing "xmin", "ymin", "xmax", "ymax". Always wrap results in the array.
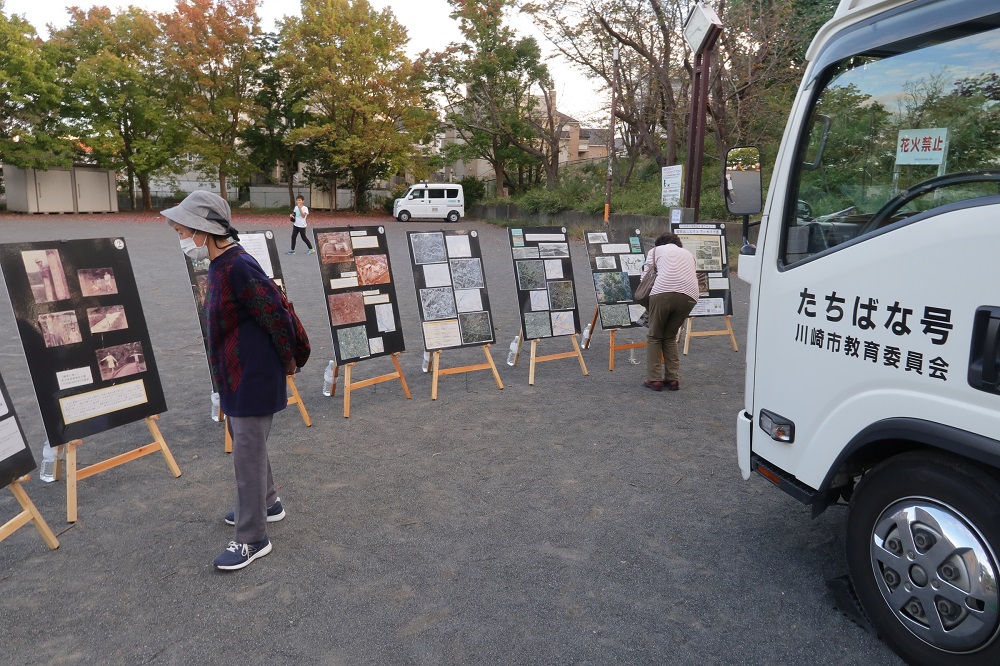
[{"xmin": 654, "ymin": 232, "xmax": 683, "ymax": 248}]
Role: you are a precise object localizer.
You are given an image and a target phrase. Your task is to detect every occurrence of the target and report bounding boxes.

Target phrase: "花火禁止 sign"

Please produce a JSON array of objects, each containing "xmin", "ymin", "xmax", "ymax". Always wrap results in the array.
[{"xmin": 895, "ymin": 128, "xmax": 949, "ymax": 166}]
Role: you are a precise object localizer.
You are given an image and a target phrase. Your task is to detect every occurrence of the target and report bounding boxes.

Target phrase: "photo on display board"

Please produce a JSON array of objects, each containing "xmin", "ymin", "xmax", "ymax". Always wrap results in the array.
[
  {"xmin": 449, "ymin": 258, "xmax": 484, "ymax": 290},
  {"xmin": 550, "ymin": 311, "xmax": 576, "ymax": 336},
  {"xmin": 328, "ymin": 292, "xmax": 367, "ymax": 327},
  {"xmin": 619, "ymin": 254, "xmax": 644, "ymax": 275},
  {"xmin": 21, "ymin": 249, "xmax": 71, "ymax": 304},
  {"xmin": 39, "ymin": 311, "xmax": 83, "ymax": 347},
  {"xmin": 77, "ymin": 267, "xmax": 118, "ymax": 296},
  {"xmin": 511, "ymin": 247, "xmax": 539, "ymax": 260},
  {"xmin": 515, "ymin": 260, "xmax": 546, "ymax": 291},
  {"xmin": 337, "ymin": 325, "xmax": 371, "ymax": 359},
  {"xmin": 593, "ymin": 271, "xmax": 632, "ymax": 304},
  {"xmin": 419, "ymin": 287, "xmax": 458, "ymax": 320},
  {"xmin": 87, "ymin": 305, "xmax": 129, "ymax": 334},
  {"xmin": 317, "ymin": 232, "xmax": 354, "ymax": 264},
  {"xmin": 594, "ymin": 256, "xmax": 617, "ymax": 270},
  {"xmin": 454, "ymin": 289, "xmax": 483, "ymax": 313},
  {"xmin": 524, "ymin": 311, "xmax": 552, "ymax": 339},
  {"xmin": 537, "ymin": 242, "xmax": 570, "ymax": 258},
  {"xmin": 459, "ymin": 311, "xmax": 493, "ymax": 344},
  {"xmin": 355, "ymin": 254, "xmax": 390, "ymax": 285},
  {"xmin": 410, "ymin": 232, "xmax": 448, "ymax": 265},
  {"xmin": 95, "ymin": 342, "xmax": 146, "ymax": 381},
  {"xmin": 422, "ymin": 262, "xmax": 452, "ymax": 288},
  {"xmin": 543, "ymin": 259, "xmax": 563, "ymax": 279},
  {"xmin": 445, "ymin": 234, "xmax": 472, "ymax": 258},
  {"xmin": 587, "ymin": 232, "xmax": 609, "ymax": 244},
  {"xmin": 600, "ymin": 304, "xmax": 632, "ymax": 329},
  {"xmin": 547, "ymin": 281, "xmax": 576, "ymax": 311}
]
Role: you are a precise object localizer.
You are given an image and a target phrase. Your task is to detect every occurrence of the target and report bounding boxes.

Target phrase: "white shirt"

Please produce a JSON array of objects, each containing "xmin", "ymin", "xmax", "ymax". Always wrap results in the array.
[
  {"xmin": 644, "ymin": 244, "xmax": 700, "ymax": 301},
  {"xmin": 293, "ymin": 204, "xmax": 309, "ymax": 228}
]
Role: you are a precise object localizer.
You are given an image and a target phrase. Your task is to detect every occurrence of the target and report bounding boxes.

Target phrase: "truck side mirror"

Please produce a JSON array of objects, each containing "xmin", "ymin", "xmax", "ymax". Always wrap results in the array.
[{"xmin": 724, "ymin": 146, "xmax": 762, "ymax": 216}]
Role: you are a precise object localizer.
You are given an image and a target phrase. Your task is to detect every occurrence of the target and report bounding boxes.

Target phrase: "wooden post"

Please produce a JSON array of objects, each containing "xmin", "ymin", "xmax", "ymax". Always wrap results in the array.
[
  {"xmin": 340, "ymin": 352, "xmax": 411, "ymax": 418},
  {"xmin": 65, "ymin": 415, "xmax": 181, "ymax": 523},
  {"xmin": 527, "ymin": 334, "xmax": 589, "ymax": 386},
  {"xmin": 0, "ymin": 478, "xmax": 59, "ymax": 550},
  {"xmin": 430, "ymin": 345, "xmax": 504, "ymax": 399},
  {"xmin": 583, "ymin": 306, "xmax": 600, "ymax": 349},
  {"xmin": 682, "ymin": 315, "xmax": 739, "ymax": 355},
  {"xmin": 608, "ymin": 328, "xmax": 647, "ymax": 371}
]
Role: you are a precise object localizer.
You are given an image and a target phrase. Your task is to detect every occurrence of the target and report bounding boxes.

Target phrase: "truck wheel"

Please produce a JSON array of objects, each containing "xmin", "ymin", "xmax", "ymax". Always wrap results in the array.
[
  {"xmin": 397, "ymin": 210, "xmax": 411, "ymax": 222},
  {"xmin": 446, "ymin": 210, "xmax": 460, "ymax": 223},
  {"xmin": 846, "ymin": 452, "xmax": 1000, "ymax": 664}
]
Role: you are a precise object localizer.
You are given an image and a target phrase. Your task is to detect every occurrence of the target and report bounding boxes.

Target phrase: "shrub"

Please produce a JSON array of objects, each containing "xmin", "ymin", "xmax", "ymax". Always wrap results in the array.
[
  {"xmin": 382, "ymin": 185, "xmax": 409, "ymax": 215},
  {"xmin": 459, "ymin": 177, "xmax": 486, "ymax": 207}
]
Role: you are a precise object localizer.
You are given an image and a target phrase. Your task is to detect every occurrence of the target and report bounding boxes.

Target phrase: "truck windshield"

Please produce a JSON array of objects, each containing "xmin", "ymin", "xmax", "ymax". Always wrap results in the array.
[{"xmin": 785, "ymin": 23, "xmax": 1000, "ymax": 263}]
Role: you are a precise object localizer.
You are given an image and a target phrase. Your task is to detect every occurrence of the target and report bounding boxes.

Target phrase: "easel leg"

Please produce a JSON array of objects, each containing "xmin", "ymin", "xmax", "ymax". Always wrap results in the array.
[
  {"xmin": 584, "ymin": 306, "xmax": 599, "ymax": 349},
  {"xmin": 286, "ymin": 375, "xmax": 313, "ymax": 426},
  {"xmin": 512, "ymin": 335, "xmax": 523, "ymax": 366},
  {"xmin": 431, "ymin": 350, "xmax": 441, "ymax": 400},
  {"xmin": 484, "ymin": 344, "xmax": 503, "ymax": 389},
  {"xmin": 528, "ymin": 339, "xmax": 538, "ymax": 385},
  {"xmin": 146, "ymin": 415, "xmax": 182, "ymax": 478},
  {"xmin": 391, "ymin": 352, "xmax": 412, "ymax": 399},
  {"xmin": 343, "ymin": 363, "xmax": 354, "ymax": 418},
  {"xmin": 683, "ymin": 317, "xmax": 694, "ymax": 356},
  {"xmin": 571, "ymin": 334, "xmax": 589, "ymax": 375},
  {"xmin": 7, "ymin": 481, "xmax": 59, "ymax": 550},
  {"xmin": 223, "ymin": 412, "xmax": 233, "ymax": 454},
  {"xmin": 66, "ymin": 439, "xmax": 81, "ymax": 523},
  {"xmin": 330, "ymin": 363, "xmax": 339, "ymax": 397},
  {"xmin": 725, "ymin": 315, "xmax": 739, "ymax": 351},
  {"xmin": 609, "ymin": 329, "xmax": 617, "ymax": 372}
]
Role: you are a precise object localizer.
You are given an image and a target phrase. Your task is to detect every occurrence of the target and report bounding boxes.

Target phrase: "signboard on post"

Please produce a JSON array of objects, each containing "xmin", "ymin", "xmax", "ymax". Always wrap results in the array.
[
  {"xmin": 895, "ymin": 128, "xmax": 949, "ymax": 166},
  {"xmin": 661, "ymin": 165, "xmax": 683, "ymax": 207},
  {"xmin": 670, "ymin": 222, "xmax": 733, "ymax": 318}
]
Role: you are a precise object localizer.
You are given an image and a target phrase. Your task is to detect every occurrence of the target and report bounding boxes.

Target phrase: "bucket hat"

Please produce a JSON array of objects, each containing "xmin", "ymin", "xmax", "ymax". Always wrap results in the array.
[{"xmin": 161, "ymin": 191, "xmax": 232, "ymax": 236}]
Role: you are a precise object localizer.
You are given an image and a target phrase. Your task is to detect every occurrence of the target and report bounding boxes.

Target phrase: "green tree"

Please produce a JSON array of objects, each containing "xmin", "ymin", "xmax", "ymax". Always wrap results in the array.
[
  {"xmin": 241, "ymin": 31, "xmax": 313, "ymax": 207},
  {"xmin": 48, "ymin": 6, "xmax": 187, "ymax": 209},
  {"xmin": 280, "ymin": 0, "xmax": 435, "ymax": 211},
  {"xmin": 160, "ymin": 0, "xmax": 262, "ymax": 199},
  {"xmin": 430, "ymin": 0, "xmax": 557, "ymax": 192},
  {"xmin": 0, "ymin": 2, "xmax": 70, "ymax": 169}
]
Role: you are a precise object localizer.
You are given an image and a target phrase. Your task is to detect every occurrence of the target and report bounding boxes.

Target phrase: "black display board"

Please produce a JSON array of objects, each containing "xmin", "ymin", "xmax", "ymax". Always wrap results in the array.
[
  {"xmin": 670, "ymin": 222, "xmax": 734, "ymax": 317},
  {"xmin": 584, "ymin": 228, "xmax": 647, "ymax": 330},
  {"xmin": 0, "ymin": 239, "xmax": 167, "ymax": 446},
  {"xmin": 313, "ymin": 225, "xmax": 405, "ymax": 364},
  {"xmin": 407, "ymin": 230, "xmax": 495, "ymax": 350},
  {"xmin": 0, "ymin": 370, "xmax": 36, "ymax": 490},
  {"xmin": 507, "ymin": 226, "xmax": 581, "ymax": 340}
]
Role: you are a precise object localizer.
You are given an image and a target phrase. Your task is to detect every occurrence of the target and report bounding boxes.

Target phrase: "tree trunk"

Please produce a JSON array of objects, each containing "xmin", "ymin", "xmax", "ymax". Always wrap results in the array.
[
  {"xmin": 286, "ymin": 159, "xmax": 296, "ymax": 207},
  {"xmin": 138, "ymin": 174, "xmax": 152, "ymax": 211},
  {"xmin": 218, "ymin": 170, "xmax": 228, "ymax": 201}
]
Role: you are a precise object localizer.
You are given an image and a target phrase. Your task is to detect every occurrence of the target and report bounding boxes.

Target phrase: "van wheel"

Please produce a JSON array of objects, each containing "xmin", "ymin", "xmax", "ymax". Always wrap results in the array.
[
  {"xmin": 846, "ymin": 452, "xmax": 1000, "ymax": 664},
  {"xmin": 397, "ymin": 211, "xmax": 410, "ymax": 222},
  {"xmin": 446, "ymin": 210, "xmax": 460, "ymax": 223}
]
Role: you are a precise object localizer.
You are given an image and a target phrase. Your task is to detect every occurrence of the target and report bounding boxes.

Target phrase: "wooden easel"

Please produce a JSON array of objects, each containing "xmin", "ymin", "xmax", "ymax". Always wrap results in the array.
[
  {"xmin": 682, "ymin": 315, "xmax": 739, "ymax": 355},
  {"xmin": 0, "ymin": 476, "xmax": 59, "ymax": 550},
  {"xmin": 63, "ymin": 415, "xmax": 181, "ymax": 523},
  {"xmin": 608, "ymin": 329, "xmax": 647, "ymax": 371},
  {"xmin": 527, "ymin": 334, "xmax": 589, "ymax": 385},
  {"xmin": 223, "ymin": 374, "xmax": 313, "ymax": 453},
  {"xmin": 430, "ymin": 345, "xmax": 503, "ymax": 399},
  {"xmin": 330, "ymin": 352, "xmax": 411, "ymax": 418},
  {"xmin": 583, "ymin": 307, "xmax": 600, "ymax": 350}
]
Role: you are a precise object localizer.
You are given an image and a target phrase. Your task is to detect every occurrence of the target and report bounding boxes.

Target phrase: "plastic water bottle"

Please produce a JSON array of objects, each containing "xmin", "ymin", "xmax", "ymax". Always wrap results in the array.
[
  {"xmin": 506, "ymin": 335, "xmax": 520, "ymax": 366},
  {"xmin": 422, "ymin": 351, "xmax": 431, "ymax": 373},
  {"xmin": 40, "ymin": 441, "xmax": 58, "ymax": 483},
  {"xmin": 210, "ymin": 392, "xmax": 220, "ymax": 422},
  {"xmin": 581, "ymin": 323, "xmax": 592, "ymax": 348},
  {"xmin": 322, "ymin": 360, "xmax": 335, "ymax": 396}
]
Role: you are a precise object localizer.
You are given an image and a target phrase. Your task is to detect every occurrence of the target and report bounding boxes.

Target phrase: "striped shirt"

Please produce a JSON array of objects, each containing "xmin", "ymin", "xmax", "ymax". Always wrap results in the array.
[{"xmin": 644, "ymin": 244, "xmax": 700, "ymax": 302}]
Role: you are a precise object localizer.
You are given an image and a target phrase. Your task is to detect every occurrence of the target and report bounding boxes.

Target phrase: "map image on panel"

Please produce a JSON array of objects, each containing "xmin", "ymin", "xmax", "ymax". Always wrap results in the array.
[{"xmin": 584, "ymin": 228, "xmax": 648, "ymax": 330}]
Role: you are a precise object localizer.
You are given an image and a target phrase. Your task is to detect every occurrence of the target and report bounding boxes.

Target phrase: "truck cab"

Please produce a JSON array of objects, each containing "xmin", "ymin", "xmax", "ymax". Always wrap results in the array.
[{"xmin": 736, "ymin": 1, "xmax": 1000, "ymax": 662}]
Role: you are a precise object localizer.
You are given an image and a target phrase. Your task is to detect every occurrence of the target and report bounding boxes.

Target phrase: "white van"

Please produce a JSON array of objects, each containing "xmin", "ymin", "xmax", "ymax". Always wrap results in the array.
[
  {"xmin": 393, "ymin": 183, "xmax": 464, "ymax": 222},
  {"xmin": 734, "ymin": 1, "xmax": 1000, "ymax": 663}
]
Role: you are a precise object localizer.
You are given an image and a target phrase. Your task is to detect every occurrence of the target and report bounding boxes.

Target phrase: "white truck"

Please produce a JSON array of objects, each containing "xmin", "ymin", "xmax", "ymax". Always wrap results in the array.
[
  {"xmin": 733, "ymin": 0, "xmax": 1000, "ymax": 663},
  {"xmin": 393, "ymin": 183, "xmax": 465, "ymax": 222}
]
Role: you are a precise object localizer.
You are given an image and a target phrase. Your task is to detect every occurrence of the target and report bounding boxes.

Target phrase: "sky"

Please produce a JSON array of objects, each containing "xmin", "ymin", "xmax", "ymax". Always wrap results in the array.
[{"xmin": 7, "ymin": 0, "xmax": 605, "ymax": 121}]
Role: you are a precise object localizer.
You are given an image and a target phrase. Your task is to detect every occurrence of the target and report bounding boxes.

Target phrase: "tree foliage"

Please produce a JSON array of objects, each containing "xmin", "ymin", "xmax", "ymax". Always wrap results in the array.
[{"xmin": 280, "ymin": 0, "xmax": 435, "ymax": 211}]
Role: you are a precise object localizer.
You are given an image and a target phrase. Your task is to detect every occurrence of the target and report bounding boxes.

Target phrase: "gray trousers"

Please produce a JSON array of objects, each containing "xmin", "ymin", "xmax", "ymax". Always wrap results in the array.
[
  {"xmin": 228, "ymin": 414, "xmax": 278, "ymax": 543},
  {"xmin": 646, "ymin": 291, "xmax": 697, "ymax": 382}
]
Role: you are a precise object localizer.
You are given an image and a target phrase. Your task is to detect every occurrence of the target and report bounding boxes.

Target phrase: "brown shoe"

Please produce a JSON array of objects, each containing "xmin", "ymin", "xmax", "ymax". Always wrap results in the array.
[
  {"xmin": 643, "ymin": 380, "xmax": 663, "ymax": 392},
  {"xmin": 665, "ymin": 380, "xmax": 680, "ymax": 391}
]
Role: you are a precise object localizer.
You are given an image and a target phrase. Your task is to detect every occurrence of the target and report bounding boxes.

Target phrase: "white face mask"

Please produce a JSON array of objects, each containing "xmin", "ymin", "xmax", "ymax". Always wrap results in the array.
[{"xmin": 180, "ymin": 234, "xmax": 209, "ymax": 261}]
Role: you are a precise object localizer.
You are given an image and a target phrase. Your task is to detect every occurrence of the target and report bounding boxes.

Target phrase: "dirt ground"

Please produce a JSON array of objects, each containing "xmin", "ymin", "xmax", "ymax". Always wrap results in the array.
[{"xmin": 0, "ymin": 211, "xmax": 900, "ymax": 665}]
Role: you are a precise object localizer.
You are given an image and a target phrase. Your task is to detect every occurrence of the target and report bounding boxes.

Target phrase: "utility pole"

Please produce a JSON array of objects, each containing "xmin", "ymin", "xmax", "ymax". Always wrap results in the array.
[
  {"xmin": 682, "ymin": 3, "xmax": 723, "ymax": 222},
  {"xmin": 603, "ymin": 46, "xmax": 620, "ymax": 229}
]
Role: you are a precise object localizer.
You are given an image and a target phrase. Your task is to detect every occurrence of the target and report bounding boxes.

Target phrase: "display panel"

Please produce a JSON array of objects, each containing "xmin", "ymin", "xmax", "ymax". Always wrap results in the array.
[
  {"xmin": 407, "ymin": 230, "xmax": 495, "ymax": 350},
  {"xmin": 671, "ymin": 222, "xmax": 733, "ymax": 317},
  {"xmin": 508, "ymin": 227, "xmax": 581, "ymax": 340},
  {"xmin": 585, "ymin": 227, "xmax": 649, "ymax": 330},
  {"xmin": 0, "ymin": 238, "xmax": 167, "ymax": 445},
  {"xmin": 0, "ymin": 370, "xmax": 36, "ymax": 490},
  {"xmin": 314, "ymin": 226, "xmax": 405, "ymax": 364}
]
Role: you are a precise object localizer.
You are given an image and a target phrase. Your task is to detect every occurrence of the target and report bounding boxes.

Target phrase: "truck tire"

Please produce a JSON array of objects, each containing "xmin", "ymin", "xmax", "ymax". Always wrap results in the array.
[
  {"xmin": 446, "ymin": 210, "xmax": 460, "ymax": 223},
  {"xmin": 397, "ymin": 210, "xmax": 411, "ymax": 222},
  {"xmin": 846, "ymin": 452, "xmax": 1000, "ymax": 664}
]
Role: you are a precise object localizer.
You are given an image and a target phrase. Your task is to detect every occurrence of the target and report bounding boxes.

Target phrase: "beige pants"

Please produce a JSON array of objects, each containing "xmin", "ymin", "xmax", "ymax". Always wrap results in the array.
[{"xmin": 646, "ymin": 292, "xmax": 697, "ymax": 382}]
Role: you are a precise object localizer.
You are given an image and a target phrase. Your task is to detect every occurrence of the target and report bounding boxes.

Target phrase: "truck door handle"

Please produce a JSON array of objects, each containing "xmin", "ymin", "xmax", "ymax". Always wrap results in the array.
[{"xmin": 969, "ymin": 306, "xmax": 1000, "ymax": 394}]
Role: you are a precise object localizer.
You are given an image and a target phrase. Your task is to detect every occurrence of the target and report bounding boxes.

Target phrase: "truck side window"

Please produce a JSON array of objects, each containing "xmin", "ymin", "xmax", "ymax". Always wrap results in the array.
[
  {"xmin": 783, "ymin": 24, "xmax": 1000, "ymax": 266},
  {"xmin": 429, "ymin": 189, "xmax": 446, "ymax": 199},
  {"xmin": 409, "ymin": 190, "xmax": 424, "ymax": 200},
  {"xmin": 446, "ymin": 189, "xmax": 459, "ymax": 198}
]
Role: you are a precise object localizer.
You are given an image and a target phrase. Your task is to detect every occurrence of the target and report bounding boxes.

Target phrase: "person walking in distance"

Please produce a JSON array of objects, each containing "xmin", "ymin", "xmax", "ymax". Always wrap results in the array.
[
  {"xmin": 163, "ymin": 191, "xmax": 310, "ymax": 571},
  {"xmin": 287, "ymin": 195, "xmax": 314, "ymax": 254},
  {"xmin": 642, "ymin": 232, "xmax": 699, "ymax": 392}
]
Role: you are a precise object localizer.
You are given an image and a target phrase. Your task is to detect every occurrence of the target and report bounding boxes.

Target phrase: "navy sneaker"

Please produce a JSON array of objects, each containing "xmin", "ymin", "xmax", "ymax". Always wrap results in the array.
[
  {"xmin": 224, "ymin": 498, "xmax": 285, "ymax": 526},
  {"xmin": 214, "ymin": 538, "xmax": 271, "ymax": 571}
]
